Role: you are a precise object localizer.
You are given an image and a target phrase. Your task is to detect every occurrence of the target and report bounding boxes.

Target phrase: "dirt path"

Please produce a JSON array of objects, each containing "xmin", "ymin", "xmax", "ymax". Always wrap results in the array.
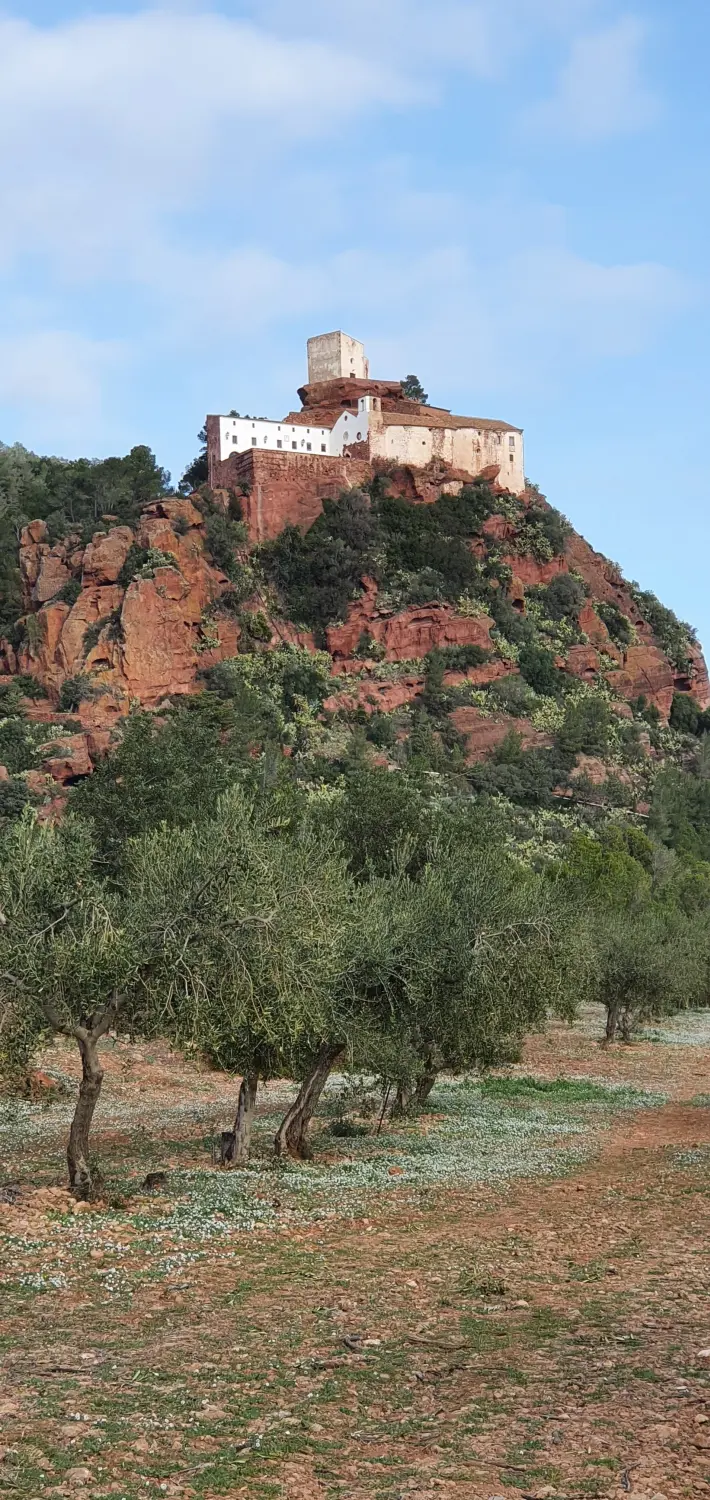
[{"xmin": 1, "ymin": 1019, "xmax": 710, "ymax": 1500}]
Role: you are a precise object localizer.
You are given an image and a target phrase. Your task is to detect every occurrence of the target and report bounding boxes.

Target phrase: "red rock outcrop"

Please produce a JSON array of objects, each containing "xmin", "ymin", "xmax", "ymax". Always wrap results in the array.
[
  {"xmin": 605, "ymin": 645, "xmax": 676, "ymax": 717},
  {"xmin": 327, "ymin": 580, "xmax": 494, "ymax": 663},
  {"xmin": 82, "ymin": 527, "xmax": 133, "ymax": 585},
  {"xmin": 450, "ymin": 708, "xmax": 552, "ymax": 764}
]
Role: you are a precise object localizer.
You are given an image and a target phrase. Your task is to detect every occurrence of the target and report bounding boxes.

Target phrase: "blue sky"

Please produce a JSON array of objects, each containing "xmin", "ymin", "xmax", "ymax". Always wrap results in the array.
[{"xmin": 1, "ymin": 1, "xmax": 709, "ymax": 644}]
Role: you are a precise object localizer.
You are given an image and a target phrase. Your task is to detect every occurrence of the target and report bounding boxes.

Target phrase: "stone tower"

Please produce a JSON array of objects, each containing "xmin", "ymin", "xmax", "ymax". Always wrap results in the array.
[{"xmin": 307, "ymin": 331, "xmax": 369, "ymax": 385}]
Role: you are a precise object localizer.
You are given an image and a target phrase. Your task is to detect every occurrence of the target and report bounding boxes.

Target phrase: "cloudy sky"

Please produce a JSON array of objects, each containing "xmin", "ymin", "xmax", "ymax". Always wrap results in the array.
[{"xmin": 1, "ymin": 1, "xmax": 709, "ymax": 642}]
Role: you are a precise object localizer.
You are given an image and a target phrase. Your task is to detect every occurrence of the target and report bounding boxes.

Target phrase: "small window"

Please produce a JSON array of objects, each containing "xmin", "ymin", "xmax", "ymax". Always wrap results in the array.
[
  {"xmin": 509, "ymin": 453, "xmax": 514, "ymax": 463},
  {"xmin": 356, "ymin": 432, "xmax": 362, "ymax": 440},
  {"xmin": 307, "ymin": 442, "xmax": 312, "ymax": 451},
  {"xmin": 277, "ymin": 439, "xmax": 282, "ymax": 449},
  {"xmin": 307, "ymin": 428, "xmax": 310, "ymax": 434},
  {"xmin": 251, "ymin": 437, "xmax": 257, "ymax": 446},
  {"xmin": 232, "ymin": 436, "xmax": 238, "ymax": 445},
  {"xmin": 321, "ymin": 444, "xmax": 327, "ymax": 453},
  {"xmin": 292, "ymin": 442, "xmax": 297, "ymax": 450},
  {"xmin": 252, "ymin": 421, "xmax": 255, "ymax": 427},
  {"xmin": 509, "ymin": 436, "xmax": 515, "ymax": 449},
  {"xmin": 263, "ymin": 436, "xmax": 268, "ymax": 444}
]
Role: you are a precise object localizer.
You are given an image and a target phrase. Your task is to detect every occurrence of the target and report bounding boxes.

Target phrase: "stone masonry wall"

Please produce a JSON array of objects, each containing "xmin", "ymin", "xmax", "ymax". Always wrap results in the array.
[{"xmin": 209, "ymin": 442, "xmax": 372, "ymax": 542}]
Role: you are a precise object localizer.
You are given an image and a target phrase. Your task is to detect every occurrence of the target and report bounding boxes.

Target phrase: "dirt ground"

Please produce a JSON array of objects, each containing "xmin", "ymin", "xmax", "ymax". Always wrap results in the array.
[{"xmin": 1, "ymin": 1009, "xmax": 709, "ymax": 1500}]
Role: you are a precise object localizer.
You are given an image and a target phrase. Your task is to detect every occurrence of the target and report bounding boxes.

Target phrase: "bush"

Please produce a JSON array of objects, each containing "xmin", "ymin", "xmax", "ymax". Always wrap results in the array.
[
  {"xmin": 489, "ymin": 675, "xmax": 535, "ymax": 717},
  {"xmin": 0, "ymin": 779, "xmax": 32, "ymax": 822},
  {"xmin": 58, "ymin": 674, "xmax": 93, "ymax": 712},
  {"xmin": 55, "ymin": 579, "xmax": 82, "ymax": 607},
  {"xmin": 557, "ymin": 695, "xmax": 611, "ymax": 756},
  {"xmin": 204, "ymin": 512, "xmax": 249, "ymax": 582},
  {"xmin": 518, "ymin": 643, "xmax": 560, "ymax": 696},
  {"xmin": 535, "ymin": 574, "xmax": 586, "ymax": 623},
  {"xmin": 631, "ymin": 588, "xmax": 696, "ymax": 672},
  {"xmin": 597, "ymin": 602, "xmax": 634, "ymax": 648},
  {"xmin": 118, "ymin": 546, "xmax": 179, "ymax": 588},
  {"xmin": 260, "ymin": 490, "xmax": 378, "ymax": 638},
  {"xmin": 14, "ymin": 675, "xmax": 47, "ymax": 700},
  {"xmin": 438, "ymin": 644, "xmax": 489, "ymax": 672},
  {"xmin": 670, "ymin": 692, "xmax": 701, "ymax": 736}
]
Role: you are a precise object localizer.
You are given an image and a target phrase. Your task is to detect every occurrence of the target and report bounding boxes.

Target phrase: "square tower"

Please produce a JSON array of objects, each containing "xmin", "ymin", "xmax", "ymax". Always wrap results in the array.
[{"xmin": 307, "ymin": 331, "xmax": 369, "ymax": 385}]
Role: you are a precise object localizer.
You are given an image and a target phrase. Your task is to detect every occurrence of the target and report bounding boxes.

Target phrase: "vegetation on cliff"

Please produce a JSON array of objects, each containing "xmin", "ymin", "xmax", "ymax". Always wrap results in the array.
[{"xmin": 1, "ymin": 439, "xmax": 710, "ymax": 1196}]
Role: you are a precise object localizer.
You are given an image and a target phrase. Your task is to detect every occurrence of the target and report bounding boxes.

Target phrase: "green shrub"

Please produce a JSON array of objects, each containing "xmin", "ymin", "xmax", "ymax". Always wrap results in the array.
[
  {"xmin": 438, "ymin": 644, "xmax": 489, "ymax": 671},
  {"xmin": 557, "ymin": 695, "xmax": 611, "ymax": 756},
  {"xmin": 239, "ymin": 609, "xmax": 272, "ymax": 646},
  {"xmin": 118, "ymin": 545, "xmax": 179, "ymax": 588},
  {"xmin": 204, "ymin": 511, "xmax": 249, "ymax": 582},
  {"xmin": 518, "ymin": 643, "xmax": 560, "ymax": 696},
  {"xmin": 597, "ymin": 602, "xmax": 634, "ymax": 648},
  {"xmin": 0, "ymin": 779, "xmax": 32, "ymax": 822},
  {"xmin": 14, "ymin": 675, "xmax": 47, "ymax": 701},
  {"xmin": 630, "ymin": 587, "xmax": 696, "ymax": 672},
  {"xmin": 534, "ymin": 574, "xmax": 586, "ymax": 623},
  {"xmin": 58, "ymin": 674, "xmax": 94, "ymax": 711},
  {"xmin": 489, "ymin": 675, "xmax": 535, "ymax": 717},
  {"xmin": 260, "ymin": 489, "xmax": 378, "ymax": 638},
  {"xmin": 670, "ymin": 692, "xmax": 699, "ymax": 735},
  {"xmin": 54, "ymin": 578, "xmax": 82, "ymax": 607}
]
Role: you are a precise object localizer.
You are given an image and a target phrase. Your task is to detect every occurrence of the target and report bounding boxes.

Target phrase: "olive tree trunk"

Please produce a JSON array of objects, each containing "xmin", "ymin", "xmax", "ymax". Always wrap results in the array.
[
  {"xmin": 274, "ymin": 1043, "xmax": 345, "ymax": 1160},
  {"xmin": 67, "ymin": 1032, "xmax": 105, "ymax": 1200},
  {"xmin": 220, "ymin": 1072, "xmax": 259, "ymax": 1166}
]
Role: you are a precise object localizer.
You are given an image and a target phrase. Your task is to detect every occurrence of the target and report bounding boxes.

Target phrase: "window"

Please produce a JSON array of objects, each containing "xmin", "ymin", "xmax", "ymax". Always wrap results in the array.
[
  {"xmin": 307, "ymin": 442, "xmax": 312, "ymax": 451},
  {"xmin": 251, "ymin": 437, "xmax": 257, "ymax": 446},
  {"xmin": 232, "ymin": 436, "xmax": 238, "ymax": 445},
  {"xmin": 292, "ymin": 442, "xmax": 297, "ymax": 450},
  {"xmin": 264, "ymin": 436, "xmax": 268, "ymax": 444},
  {"xmin": 252, "ymin": 421, "xmax": 255, "ymax": 427},
  {"xmin": 509, "ymin": 453, "xmax": 514, "ymax": 463},
  {"xmin": 321, "ymin": 444, "xmax": 327, "ymax": 453},
  {"xmin": 509, "ymin": 436, "xmax": 516, "ymax": 449},
  {"xmin": 277, "ymin": 439, "xmax": 283, "ymax": 449},
  {"xmin": 356, "ymin": 432, "xmax": 362, "ymax": 440}
]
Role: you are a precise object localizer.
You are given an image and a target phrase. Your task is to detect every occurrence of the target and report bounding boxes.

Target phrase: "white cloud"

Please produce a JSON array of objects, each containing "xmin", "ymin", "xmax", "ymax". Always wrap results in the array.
[
  {"xmin": 526, "ymin": 16, "xmax": 658, "ymax": 140},
  {"xmin": 0, "ymin": 331, "xmax": 124, "ymax": 441}
]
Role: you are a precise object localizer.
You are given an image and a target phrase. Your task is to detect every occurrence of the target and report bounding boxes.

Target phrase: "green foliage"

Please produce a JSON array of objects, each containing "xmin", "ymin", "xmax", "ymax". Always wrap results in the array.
[
  {"xmin": 513, "ymin": 504, "xmax": 569, "ymax": 561},
  {"xmin": 401, "ymin": 375, "xmax": 428, "ymax": 403},
  {"xmin": 518, "ymin": 644, "xmax": 560, "ymax": 696},
  {"xmin": 437, "ymin": 644, "xmax": 489, "ymax": 672},
  {"xmin": 118, "ymin": 545, "xmax": 179, "ymax": 588},
  {"xmin": 597, "ymin": 602, "xmax": 634, "ymax": 648},
  {"xmin": 0, "ymin": 442, "xmax": 170, "ymax": 546},
  {"xmin": 630, "ymin": 586, "xmax": 696, "ymax": 672},
  {"xmin": 54, "ymin": 578, "xmax": 82, "ymax": 608},
  {"xmin": 533, "ymin": 573, "xmax": 586, "ymax": 624},
  {"xmin": 260, "ymin": 489, "xmax": 378, "ymax": 638},
  {"xmin": 178, "ymin": 427, "xmax": 208, "ymax": 496},
  {"xmin": 204, "ymin": 509, "xmax": 249, "ymax": 582},
  {"xmin": 238, "ymin": 609, "xmax": 272, "ymax": 646},
  {"xmin": 68, "ymin": 695, "xmax": 282, "ymax": 872},
  {"xmin": 0, "ymin": 779, "xmax": 32, "ymax": 824},
  {"xmin": 489, "ymin": 675, "xmax": 535, "ymax": 718},
  {"xmin": 58, "ymin": 674, "xmax": 94, "ymax": 712},
  {"xmin": 556, "ymin": 695, "xmax": 612, "ymax": 756},
  {"xmin": 669, "ymin": 692, "xmax": 710, "ymax": 737}
]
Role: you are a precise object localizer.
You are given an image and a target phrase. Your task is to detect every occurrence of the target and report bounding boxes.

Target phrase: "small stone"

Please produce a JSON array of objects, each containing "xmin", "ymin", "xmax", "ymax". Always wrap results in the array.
[
  {"xmin": 71, "ymin": 1201, "xmax": 94, "ymax": 1215},
  {"xmin": 65, "ymin": 1468, "xmax": 93, "ymax": 1486},
  {"xmin": 697, "ymin": 1348, "xmax": 710, "ymax": 1359},
  {"xmin": 199, "ymin": 1405, "xmax": 227, "ymax": 1420}
]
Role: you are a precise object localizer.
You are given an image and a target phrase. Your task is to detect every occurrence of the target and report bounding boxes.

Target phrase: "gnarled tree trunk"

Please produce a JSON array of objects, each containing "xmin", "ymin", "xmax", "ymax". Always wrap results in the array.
[
  {"xmin": 67, "ymin": 1032, "xmax": 104, "ymax": 1200},
  {"xmin": 274, "ymin": 1043, "xmax": 344, "ymax": 1160},
  {"xmin": 605, "ymin": 1001, "xmax": 621, "ymax": 1043},
  {"xmin": 415, "ymin": 1068, "xmax": 439, "ymax": 1107},
  {"xmin": 220, "ymin": 1072, "xmax": 259, "ymax": 1166}
]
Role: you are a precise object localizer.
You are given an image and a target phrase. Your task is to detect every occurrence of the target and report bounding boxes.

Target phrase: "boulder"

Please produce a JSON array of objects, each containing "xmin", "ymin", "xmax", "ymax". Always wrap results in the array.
[
  {"xmin": 82, "ymin": 527, "xmax": 134, "ymax": 585},
  {"xmin": 32, "ymin": 552, "xmax": 71, "ymax": 605},
  {"xmin": 120, "ymin": 572, "xmax": 198, "ymax": 704},
  {"xmin": 41, "ymin": 733, "xmax": 93, "ymax": 784}
]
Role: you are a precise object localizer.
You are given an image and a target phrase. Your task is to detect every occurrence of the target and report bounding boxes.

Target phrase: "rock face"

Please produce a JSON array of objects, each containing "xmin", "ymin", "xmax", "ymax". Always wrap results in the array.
[
  {"xmin": 9, "ymin": 505, "xmax": 241, "ymax": 712},
  {"xmin": 3, "ymin": 473, "xmax": 709, "ymax": 798},
  {"xmin": 326, "ymin": 579, "xmax": 494, "ymax": 662}
]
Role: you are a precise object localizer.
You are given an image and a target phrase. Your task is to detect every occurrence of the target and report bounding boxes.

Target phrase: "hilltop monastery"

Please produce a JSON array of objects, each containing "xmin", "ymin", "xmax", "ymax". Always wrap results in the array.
[{"xmin": 206, "ymin": 333, "xmax": 525, "ymax": 541}]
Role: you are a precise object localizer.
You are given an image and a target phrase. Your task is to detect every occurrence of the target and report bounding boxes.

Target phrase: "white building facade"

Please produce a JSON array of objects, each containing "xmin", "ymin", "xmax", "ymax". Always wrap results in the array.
[{"xmin": 213, "ymin": 338, "xmax": 525, "ymax": 495}]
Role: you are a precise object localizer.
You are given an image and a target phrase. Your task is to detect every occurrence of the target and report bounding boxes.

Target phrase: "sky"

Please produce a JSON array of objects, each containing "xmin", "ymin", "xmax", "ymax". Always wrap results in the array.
[{"xmin": 1, "ymin": 0, "xmax": 709, "ymax": 645}]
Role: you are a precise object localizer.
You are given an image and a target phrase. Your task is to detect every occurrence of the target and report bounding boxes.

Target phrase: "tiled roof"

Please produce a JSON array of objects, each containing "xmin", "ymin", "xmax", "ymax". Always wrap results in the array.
[{"xmin": 381, "ymin": 409, "xmax": 521, "ymax": 433}]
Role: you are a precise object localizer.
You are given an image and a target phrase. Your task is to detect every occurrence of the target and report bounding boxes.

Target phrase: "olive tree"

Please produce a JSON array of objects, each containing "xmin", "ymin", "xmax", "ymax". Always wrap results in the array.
[
  {"xmin": 129, "ymin": 787, "xmax": 391, "ymax": 1163},
  {"xmin": 0, "ymin": 813, "xmax": 142, "ymax": 1196}
]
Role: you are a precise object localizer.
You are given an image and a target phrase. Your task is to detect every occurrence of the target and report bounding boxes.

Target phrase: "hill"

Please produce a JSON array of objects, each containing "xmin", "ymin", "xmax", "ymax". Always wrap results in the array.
[{"xmin": 0, "ymin": 450, "xmax": 707, "ymax": 836}]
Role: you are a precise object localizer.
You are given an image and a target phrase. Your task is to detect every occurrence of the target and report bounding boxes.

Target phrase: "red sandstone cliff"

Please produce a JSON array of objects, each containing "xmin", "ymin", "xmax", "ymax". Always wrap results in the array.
[{"xmin": 1, "ymin": 477, "xmax": 708, "ymax": 795}]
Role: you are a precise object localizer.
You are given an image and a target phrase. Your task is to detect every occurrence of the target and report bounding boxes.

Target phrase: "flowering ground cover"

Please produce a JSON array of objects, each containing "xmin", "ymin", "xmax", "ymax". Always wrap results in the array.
[{"xmin": 0, "ymin": 1008, "xmax": 709, "ymax": 1500}]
